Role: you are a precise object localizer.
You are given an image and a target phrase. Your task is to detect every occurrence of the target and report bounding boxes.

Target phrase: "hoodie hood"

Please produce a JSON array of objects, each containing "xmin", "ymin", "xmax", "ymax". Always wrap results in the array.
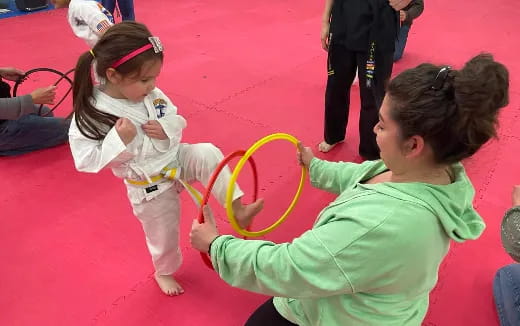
[{"xmin": 367, "ymin": 162, "xmax": 485, "ymax": 242}]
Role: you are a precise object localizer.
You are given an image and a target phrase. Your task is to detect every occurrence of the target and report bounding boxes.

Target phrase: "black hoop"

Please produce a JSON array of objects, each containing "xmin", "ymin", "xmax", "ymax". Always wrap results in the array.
[{"xmin": 13, "ymin": 68, "xmax": 74, "ymax": 117}]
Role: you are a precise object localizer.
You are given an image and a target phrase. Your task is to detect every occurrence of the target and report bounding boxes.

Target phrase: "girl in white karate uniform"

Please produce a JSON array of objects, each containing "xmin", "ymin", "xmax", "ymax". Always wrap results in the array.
[
  {"xmin": 52, "ymin": 0, "xmax": 115, "ymax": 47},
  {"xmin": 68, "ymin": 22, "xmax": 263, "ymax": 296}
]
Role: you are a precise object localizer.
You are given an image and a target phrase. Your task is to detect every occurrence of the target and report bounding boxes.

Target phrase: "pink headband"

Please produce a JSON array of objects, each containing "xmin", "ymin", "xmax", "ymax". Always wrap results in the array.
[{"xmin": 111, "ymin": 37, "xmax": 163, "ymax": 69}]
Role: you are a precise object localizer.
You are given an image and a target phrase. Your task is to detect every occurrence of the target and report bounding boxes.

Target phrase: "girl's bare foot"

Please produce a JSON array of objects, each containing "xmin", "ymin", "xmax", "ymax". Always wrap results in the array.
[
  {"xmin": 154, "ymin": 274, "xmax": 184, "ymax": 296},
  {"xmin": 233, "ymin": 199, "xmax": 264, "ymax": 229}
]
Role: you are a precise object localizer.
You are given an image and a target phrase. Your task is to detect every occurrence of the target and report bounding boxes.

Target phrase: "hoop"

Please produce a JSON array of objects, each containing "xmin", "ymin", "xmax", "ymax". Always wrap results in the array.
[
  {"xmin": 198, "ymin": 150, "xmax": 258, "ymax": 269},
  {"xmin": 225, "ymin": 133, "xmax": 306, "ymax": 237},
  {"xmin": 13, "ymin": 68, "xmax": 74, "ymax": 118}
]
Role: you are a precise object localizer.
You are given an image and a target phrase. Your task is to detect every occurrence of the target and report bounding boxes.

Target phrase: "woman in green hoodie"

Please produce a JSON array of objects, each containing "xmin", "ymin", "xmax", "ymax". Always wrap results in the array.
[{"xmin": 190, "ymin": 53, "xmax": 509, "ymax": 326}]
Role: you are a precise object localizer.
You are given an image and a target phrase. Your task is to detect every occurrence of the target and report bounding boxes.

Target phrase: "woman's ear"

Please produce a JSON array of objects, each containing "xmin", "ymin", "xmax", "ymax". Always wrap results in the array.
[
  {"xmin": 105, "ymin": 68, "xmax": 121, "ymax": 84},
  {"xmin": 404, "ymin": 135, "xmax": 425, "ymax": 158}
]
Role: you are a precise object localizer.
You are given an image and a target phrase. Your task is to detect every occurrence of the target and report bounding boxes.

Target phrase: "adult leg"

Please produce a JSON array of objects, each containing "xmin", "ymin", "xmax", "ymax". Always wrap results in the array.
[
  {"xmin": 356, "ymin": 51, "xmax": 393, "ymax": 160},
  {"xmin": 0, "ymin": 114, "xmax": 70, "ymax": 156},
  {"xmin": 117, "ymin": 0, "xmax": 135, "ymax": 20},
  {"xmin": 132, "ymin": 190, "xmax": 184, "ymax": 296},
  {"xmin": 245, "ymin": 298, "xmax": 297, "ymax": 326},
  {"xmin": 493, "ymin": 264, "xmax": 520, "ymax": 326},
  {"xmin": 321, "ymin": 42, "xmax": 358, "ymax": 151},
  {"xmin": 394, "ymin": 25, "xmax": 411, "ymax": 62}
]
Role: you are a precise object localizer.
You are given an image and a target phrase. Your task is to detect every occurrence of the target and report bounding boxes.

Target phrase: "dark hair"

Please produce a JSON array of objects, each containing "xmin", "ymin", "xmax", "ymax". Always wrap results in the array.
[
  {"xmin": 387, "ymin": 53, "xmax": 509, "ymax": 164},
  {"xmin": 73, "ymin": 21, "xmax": 164, "ymax": 140}
]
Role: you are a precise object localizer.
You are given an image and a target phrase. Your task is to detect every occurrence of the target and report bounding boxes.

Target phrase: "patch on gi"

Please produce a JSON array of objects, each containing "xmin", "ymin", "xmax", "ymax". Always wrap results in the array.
[
  {"xmin": 145, "ymin": 185, "xmax": 159, "ymax": 193},
  {"xmin": 96, "ymin": 20, "xmax": 112, "ymax": 33},
  {"xmin": 153, "ymin": 98, "xmax": 168, "ymax": 118},
  {"xmin": 74, "ymin": 18, "xmax": 87, "ymax": 26},
  {"xmin": 97, "ymin": 3, "xmax": 115, "ymax": 23}
]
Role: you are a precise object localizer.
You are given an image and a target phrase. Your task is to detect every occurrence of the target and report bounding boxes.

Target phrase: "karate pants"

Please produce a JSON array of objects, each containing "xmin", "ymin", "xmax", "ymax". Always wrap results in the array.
[{"xmin": 130, "ymin": 143, "xmax": 244, "ymax": 275}]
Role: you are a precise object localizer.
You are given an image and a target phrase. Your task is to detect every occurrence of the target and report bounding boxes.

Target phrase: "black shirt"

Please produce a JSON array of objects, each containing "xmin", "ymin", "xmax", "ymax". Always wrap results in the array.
[{"xmin": 330, "ymin": 0, "xmax": 399, "ymax": 53}]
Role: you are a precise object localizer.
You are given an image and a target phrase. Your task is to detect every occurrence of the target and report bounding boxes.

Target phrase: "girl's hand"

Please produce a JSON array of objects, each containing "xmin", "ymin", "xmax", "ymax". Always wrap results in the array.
[
  {"xmin": 320, "ymin": 21, "xmax": 330, "ymax": 51},
  {"xmin": 400, "ymin": 10, "xmax": 407, "ymax": 22},
  {"xmin": 115, "ymin": 118, "xmax": 137, "ymax": 145},
  {"xmin": 190, "ymin": 205, "xmax": 220, "ymax": 253},
  {"xmin": 513, "ymin": 185, "xmax": 520, "ymax": 207},
  {"xmin": 142, "ymin": 120, "xmax": 168, "ymax": 140},
  {"xmin": 389, "ymin": 0, "xmax": 412, "ymax": 11},
  {"xmin": 297, "ymin": 142, "xmax": 314, "ymax": 170}
]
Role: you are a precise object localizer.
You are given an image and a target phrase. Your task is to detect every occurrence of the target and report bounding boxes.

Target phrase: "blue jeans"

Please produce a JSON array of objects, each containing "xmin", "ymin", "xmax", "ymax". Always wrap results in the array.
[
  {"xmin": 493, "ymin": 264, "xmax": 520, "ymax": 326},
  {"xmin": 0, "ymin": 107, "xmax": 70, "ymax": 156},
  {"xmin": 394, "ymin": 24, "xmax": 411, "ymax": 62},
  {"xmin": 101, "ymin": 0, "xmax": 134, "ymax": 21}
]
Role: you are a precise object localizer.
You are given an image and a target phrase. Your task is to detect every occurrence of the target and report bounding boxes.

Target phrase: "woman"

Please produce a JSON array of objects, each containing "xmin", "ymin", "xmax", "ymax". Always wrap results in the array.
[{"xmin": 191, "ymin": 53, "xmax": 509, "ymax": 325}]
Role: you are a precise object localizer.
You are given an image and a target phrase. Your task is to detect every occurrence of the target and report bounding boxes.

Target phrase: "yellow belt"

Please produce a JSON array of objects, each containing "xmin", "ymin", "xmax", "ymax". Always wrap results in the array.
[
  {"xmin": 125, "ymin": 167, "xmax": 178, "ymax": 186},
  {"xmin": 125, "ymin": 167, "xmax": 203, "ymax": 204}
]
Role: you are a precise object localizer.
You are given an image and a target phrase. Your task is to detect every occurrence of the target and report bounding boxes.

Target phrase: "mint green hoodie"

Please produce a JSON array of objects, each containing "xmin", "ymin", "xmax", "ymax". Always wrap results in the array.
[{"xmin": 210, "ymin": 159, "xmax": 485, "ymax": 325}]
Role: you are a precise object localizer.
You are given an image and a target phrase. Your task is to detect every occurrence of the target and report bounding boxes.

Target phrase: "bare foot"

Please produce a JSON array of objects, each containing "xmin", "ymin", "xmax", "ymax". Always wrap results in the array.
[
  {"xmin": 352, "ymin": 75, "xmax": 359, "ymax": 85},
  {"xmin": 318, "ymin": 141, "xmax": 343, "ymax": 153},
  {"xmin": 232, "ymin": 199, "xmax": 264, "ymax": 229},
  {"xmin": 154, "ymin": 274, "xmax": 185, "ymax": 296}
]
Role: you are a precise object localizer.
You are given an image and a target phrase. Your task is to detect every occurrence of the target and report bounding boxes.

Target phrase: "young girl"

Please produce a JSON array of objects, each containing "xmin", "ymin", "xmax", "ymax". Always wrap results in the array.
[{"xmin": 68, "ymin": 21, "xmax": 263, "ymax": 296}]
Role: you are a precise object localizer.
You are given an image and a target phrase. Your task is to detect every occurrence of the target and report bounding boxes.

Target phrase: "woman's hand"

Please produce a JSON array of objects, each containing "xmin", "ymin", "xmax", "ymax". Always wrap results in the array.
[
  {"xmin": 297, "ymin": 142, "xmax": 314, "ymax": 170},
  {"xmin": 0, "ymin": 67, "xmax": 24, "ymax": 81},
  {"xmin": 30, "ymin": 86, "xmax": 56, "ymax": 105},
  {"xmin": 190, "ymin": 205, "xmax": 220, "ymax": 253}
]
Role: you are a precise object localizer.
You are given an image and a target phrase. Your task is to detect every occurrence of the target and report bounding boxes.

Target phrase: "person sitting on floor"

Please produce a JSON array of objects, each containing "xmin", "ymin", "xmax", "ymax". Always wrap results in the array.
[{"xmin": 0, "ymin": 67, "xmax": 70, "ymax": 156}]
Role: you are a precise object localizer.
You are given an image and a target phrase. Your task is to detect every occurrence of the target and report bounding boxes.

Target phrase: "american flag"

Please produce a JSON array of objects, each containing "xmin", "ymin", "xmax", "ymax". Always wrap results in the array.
[{"xmin": 96, "ymin": 20, "xmax": 111, "ymax": 33}]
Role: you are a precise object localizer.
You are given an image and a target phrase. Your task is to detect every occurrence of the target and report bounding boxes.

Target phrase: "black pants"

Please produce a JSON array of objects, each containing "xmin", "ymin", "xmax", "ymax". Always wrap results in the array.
[
  {"xmin": 0, "ymin": 79, "xmax": 11, "ymax": 98},
  {"xmin": 324, "ymin": 42, "xmax": 393, "ymax": 160},
  {"xmin": 245, "ymin": 298, "xmax": 298, "ymax": 326}
]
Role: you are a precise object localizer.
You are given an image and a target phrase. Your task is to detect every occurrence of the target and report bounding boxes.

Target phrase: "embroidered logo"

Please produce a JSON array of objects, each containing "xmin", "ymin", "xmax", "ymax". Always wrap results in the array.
[
  {"xmin": 153, "ymin": 99, "xmax": 168, "ymax": 118},
  {"xmin": 75, "ymin": 18, "xmax": 87, "ymax": 26}
]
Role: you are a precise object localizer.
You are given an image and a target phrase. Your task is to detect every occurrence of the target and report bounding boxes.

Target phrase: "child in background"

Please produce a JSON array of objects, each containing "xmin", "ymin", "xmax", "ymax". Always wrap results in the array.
[
  {"xmin": 394, "ymin": 0, "xmax": 424, "ymax": 61},
  {"xmin": 68, "ymin": 22, "xmax": 263, "ymax": 296},
  {"xmin": 51, "ymin": 0, "xmax": 114, "ymax": 47},
  {"xmin": 101, "ymin": 0, "xmax": 135, "ymax": 21}
]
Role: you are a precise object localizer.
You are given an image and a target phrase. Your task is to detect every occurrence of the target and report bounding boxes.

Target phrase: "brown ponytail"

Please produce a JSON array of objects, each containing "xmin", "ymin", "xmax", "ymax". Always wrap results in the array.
[{"xmin": 72, "ymin": 51, "xmax": 118, "ymax": 140}]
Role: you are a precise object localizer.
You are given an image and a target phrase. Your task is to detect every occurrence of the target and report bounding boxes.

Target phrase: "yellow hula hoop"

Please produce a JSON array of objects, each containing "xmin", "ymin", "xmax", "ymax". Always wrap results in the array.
[{"xmin": 225, "ymin": 133, "xmax": 307, "ymax": 237}]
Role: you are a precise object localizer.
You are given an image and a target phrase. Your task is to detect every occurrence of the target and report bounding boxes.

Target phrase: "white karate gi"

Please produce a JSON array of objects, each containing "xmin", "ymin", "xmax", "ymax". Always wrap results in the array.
[
  {"xmin": 69, "ymin": 87, "xmax": 243, "ymax": 275},
  {"xmin": 68, "ymin": 0, "xmax": 114, "ymax": 48}
]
